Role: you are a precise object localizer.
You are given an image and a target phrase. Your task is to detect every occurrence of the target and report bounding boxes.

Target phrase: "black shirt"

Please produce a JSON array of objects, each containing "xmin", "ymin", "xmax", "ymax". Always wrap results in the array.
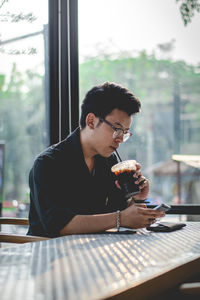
[{"xmin": 27, "ymin": 127, "xmax": 127, "ymax": 237}]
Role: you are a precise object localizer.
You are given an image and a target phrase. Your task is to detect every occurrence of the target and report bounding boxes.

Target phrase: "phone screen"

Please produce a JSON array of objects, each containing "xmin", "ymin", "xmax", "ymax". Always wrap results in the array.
[{"xmin": 154, "ymin": 204, "xmax": 171, "ymax": 212}]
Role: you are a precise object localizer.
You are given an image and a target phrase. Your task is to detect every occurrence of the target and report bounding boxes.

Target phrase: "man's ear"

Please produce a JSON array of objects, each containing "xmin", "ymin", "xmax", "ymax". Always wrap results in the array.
[{"xmin": 86, "ymin": 113, "xmax": 96, "ymax": 129}]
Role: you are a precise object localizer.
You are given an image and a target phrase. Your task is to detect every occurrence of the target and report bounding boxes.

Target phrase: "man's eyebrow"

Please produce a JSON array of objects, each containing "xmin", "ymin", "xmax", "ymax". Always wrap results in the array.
[{"xmin": 114, "ymin": 122, "xmax": 129, "ymax": 130}]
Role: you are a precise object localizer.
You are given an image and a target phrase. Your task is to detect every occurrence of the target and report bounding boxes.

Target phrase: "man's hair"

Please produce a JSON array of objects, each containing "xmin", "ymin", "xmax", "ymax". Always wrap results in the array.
[{"xmin": 80, "ymin": 81, "xmax": 141, "ymax": 128}]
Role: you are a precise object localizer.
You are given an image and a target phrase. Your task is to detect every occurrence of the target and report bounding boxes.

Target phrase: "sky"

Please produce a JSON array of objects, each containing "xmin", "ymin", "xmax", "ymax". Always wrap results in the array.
[
  {"xmin": 0, "ymin": 0, "xmax": 48, "ymax": 76},
  {"xmin": 0, "ymin": 0, "xmax": 200, "ymax": 77},
  {"xmin": 78, "ymin": 0, "xmax": 200, "ymax": 65}
]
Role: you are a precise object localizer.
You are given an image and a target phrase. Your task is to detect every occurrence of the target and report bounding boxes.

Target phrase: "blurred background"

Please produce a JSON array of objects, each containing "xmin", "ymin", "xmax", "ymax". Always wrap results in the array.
[{"xmin": 0, "ymin": 0, "xmax": 200, "ymax": 226}]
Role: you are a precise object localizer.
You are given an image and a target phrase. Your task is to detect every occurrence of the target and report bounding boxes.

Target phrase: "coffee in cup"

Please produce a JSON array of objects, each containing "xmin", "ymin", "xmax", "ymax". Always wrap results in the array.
[{"xmin": 111, "ymin": 160, "xmax": 140, "ymax": 199}]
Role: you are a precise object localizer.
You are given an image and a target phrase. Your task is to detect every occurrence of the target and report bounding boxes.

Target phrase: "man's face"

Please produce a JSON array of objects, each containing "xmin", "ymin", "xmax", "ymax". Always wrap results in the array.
[{"xmin": 92, "ymin": 109, "xmax": 132, "ymax": 157}]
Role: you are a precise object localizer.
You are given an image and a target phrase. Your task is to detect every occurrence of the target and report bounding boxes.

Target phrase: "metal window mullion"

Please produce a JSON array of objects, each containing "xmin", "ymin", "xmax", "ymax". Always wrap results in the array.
[
  {"xmin": 48, "ymin": 0, "xmax": 59, "ymax": 145},
  {"xmin": 60, "ymin": 0, "xmax": 70, "ymax": 141},
  {"xmin": 60, "ymin": 0, "xmax": 79, "ymax": 140},
  {"xmin": 69, "ymin": 0, "xmax": 79, "ymax": 132},
  {"xmin": 49, "ymin": 0, "xmax": 79, "ymax": 143},
  {"xmin": 58, "ymin": 0, "xmax": 62, "ymax": 141},
  {"xmin": 67, "ymin": 0, "xmax": 72, "ymax": 134}
]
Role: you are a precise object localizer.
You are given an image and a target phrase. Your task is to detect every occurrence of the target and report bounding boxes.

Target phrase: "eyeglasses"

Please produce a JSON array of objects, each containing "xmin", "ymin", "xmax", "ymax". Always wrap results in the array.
[{"xmin": 99, "ymin": 118, "xmax": 132, "ymax": 142}]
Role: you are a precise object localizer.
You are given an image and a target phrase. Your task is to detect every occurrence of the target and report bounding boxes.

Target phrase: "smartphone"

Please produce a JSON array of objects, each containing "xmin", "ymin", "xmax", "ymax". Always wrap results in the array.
[
  {"xmin": 147, "ymin": 222, "xmax": 186, "ymax": 232},
  {"xmin": 153, "ymin": 203, "xmax": 171, "ymax": 212}
]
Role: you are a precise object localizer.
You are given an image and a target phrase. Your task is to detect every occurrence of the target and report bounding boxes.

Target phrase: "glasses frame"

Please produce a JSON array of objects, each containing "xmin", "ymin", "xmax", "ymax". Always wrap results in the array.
[{"xmin": 99, "ymin": 117, "xmax": 132, "ymax": 142}]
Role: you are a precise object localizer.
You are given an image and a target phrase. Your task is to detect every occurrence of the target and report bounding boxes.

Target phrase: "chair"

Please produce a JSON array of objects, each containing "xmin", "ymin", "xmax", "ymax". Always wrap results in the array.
[{"xmin": 0, "ymin": 217, "xmax": 49, "ymax": 244}]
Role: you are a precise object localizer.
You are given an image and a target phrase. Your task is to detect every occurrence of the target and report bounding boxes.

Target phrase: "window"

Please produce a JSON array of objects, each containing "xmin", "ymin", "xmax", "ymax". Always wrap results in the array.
[
  {"xmin": 78, "ymin": 0, "xmax": 200, "ymax": 218},
  {"xmin": 0, "ymin": 0, "xmax": 48, "ymax": 217}
]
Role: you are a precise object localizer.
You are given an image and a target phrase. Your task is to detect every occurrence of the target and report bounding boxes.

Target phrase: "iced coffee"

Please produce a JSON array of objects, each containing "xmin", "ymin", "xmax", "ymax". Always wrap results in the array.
[{"xmin": 111, "ymin": 160, "xmax": 140, "ymax": 199}]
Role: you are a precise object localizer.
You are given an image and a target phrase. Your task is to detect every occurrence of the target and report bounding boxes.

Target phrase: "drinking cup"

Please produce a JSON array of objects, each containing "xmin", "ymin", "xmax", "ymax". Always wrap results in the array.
[{"xmin": 111, "ymin": 160, "xmax": 140, "ymax": 199}]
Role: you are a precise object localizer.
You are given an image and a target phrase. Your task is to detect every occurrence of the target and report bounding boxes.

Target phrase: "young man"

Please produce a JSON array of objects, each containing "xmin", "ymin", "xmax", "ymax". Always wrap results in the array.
[{"xmin": 27, "ymin": 82, "xmax": 164, "ymax": 237}]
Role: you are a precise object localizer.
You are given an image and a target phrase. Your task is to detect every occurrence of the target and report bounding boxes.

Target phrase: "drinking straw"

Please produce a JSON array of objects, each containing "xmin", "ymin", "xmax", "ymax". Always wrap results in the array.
[{"xmin": 115, "ymin": 149, "xmax": 122, "ymax": 162}]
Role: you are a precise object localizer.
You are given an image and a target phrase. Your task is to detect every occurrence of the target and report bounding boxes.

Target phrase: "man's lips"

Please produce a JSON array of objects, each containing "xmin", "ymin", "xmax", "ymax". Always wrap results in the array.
[{"xmin": 110, "ymin": 146, "xmax": 118, "ymax": 151}]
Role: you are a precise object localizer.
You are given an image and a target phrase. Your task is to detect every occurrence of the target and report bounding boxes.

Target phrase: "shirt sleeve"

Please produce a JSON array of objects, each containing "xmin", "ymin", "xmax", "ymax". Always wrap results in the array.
[{"xmin": 29, "ymin": 156, "xmax": 76, "ymax": 237}]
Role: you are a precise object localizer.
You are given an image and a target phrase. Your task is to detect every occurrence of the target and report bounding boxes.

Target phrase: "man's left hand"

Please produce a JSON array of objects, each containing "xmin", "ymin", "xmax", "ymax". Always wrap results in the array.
[
  {"xmin": 132, "ymin": 162, "xmax": 149, "ymax": 201},
  {"xmin": 115, "ymin": 161, "xmax": 149, "ymax": 201}
]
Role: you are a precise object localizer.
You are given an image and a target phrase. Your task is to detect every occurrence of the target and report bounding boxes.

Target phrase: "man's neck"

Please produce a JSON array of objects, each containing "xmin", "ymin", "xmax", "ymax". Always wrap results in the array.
[{"xmin": 80, "ymin": 128, "xmax": 96, "ymax": 173}]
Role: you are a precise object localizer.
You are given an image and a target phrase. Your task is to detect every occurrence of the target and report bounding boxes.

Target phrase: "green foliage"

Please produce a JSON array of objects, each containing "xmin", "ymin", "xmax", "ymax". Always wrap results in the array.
[
  {"xmin": 1, "ymin": 51, "xmax": 199, "ymax": 202},
  {"xmin": 176, "ymin": 0, "xmax": 200, "ymax": 25},
  {"xmin": 0, "ymin": 63, "xmax": 46, "ymax": 201},
  {"xmin": 80, "ymin": 51, "xmax": 200, "ymax": 167},
  {"xmin": 80, "ymin": 51, "xmax": 200, "ymax": 109},
  {"xmin": 0, "ymin": 74, "xmax": 5, "ymax": 90}
]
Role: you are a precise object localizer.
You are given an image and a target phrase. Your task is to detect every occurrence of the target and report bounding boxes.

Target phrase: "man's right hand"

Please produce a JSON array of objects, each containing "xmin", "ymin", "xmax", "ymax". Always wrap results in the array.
[{"xmin": 120, "ymin": 204, "xmax": 165, "ymax": 229}]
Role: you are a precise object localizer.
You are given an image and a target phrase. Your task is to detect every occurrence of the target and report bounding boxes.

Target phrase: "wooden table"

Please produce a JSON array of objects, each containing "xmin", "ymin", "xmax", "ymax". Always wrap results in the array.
[{"xmin": 1, "ymin": 222, "xmax": 200, "ymax": 300}]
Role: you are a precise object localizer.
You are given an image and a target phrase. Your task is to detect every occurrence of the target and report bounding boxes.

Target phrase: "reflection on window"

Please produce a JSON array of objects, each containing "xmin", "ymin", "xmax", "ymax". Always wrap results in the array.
[
  {"xmin": 0, "ymin": 0, "xmax": 48, "ymax": 218},
  {"xmin": 78, "ymin": 0, "xmax": 200, "ymax": 213}
]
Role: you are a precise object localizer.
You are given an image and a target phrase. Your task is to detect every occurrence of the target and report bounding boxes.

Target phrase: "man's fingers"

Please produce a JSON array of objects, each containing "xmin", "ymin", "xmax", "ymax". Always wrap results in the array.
[
  {"xmin": 135, "ymin": 203, "xmax": 147, "ymax": 208},
  {"xmin": 115, "ymin": 180, "xmax": 121, "ymax": 189},
  {"xmin": 135, "ymin": 175, "xmax": 146, "ymax": 183},
  {"xmin": 135, "ymin": 162, "xmax": 141, "ymax": 171},
  {"xmin": 140, "ymin": 208, "xmax": 165, "ymax": 218},
  {"xmin": 133, "ymin": 171, "xmax": 142, "ymax": 179},
  {"xmin": 138, "ymin": 179, "xmax": 147, "ymax": 188}
]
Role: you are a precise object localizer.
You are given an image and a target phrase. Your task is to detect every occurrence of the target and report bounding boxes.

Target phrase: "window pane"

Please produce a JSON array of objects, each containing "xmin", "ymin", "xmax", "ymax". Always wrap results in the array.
[
  {"xmin": 78, "ymin": 0, "xmax": 200, "ymax": 213},
  {"xmin": 0, "ymin": 0, "xmax": 48, "ymax": 218}
]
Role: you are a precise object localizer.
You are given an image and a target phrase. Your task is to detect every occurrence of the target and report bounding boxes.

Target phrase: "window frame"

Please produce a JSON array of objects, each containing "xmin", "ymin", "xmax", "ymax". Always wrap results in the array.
[{"xmin": 48, "ymin": 0, "xmax": 79, "ymax": 145}]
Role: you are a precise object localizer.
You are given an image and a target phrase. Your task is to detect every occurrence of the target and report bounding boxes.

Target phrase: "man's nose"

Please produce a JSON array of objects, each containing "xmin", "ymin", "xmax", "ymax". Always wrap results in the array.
[{"xmin": 115, "ymin": 135, "xmax": 124, "ymax": 143}]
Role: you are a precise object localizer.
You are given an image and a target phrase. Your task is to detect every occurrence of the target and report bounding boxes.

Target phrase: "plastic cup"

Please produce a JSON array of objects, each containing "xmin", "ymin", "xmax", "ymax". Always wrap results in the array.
[{"xmin": 111, "ymin": 160, "xmax": 140, "ymax": 199}]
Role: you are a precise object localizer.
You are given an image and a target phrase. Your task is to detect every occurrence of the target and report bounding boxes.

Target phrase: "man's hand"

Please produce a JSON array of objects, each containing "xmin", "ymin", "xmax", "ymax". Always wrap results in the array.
[
  {"xmin": 115, "ymin": 161, "xmax": 149, "ymax": 201},
  {"xmin": 132, "ymin": 162, "xmax": 149, "ymax": 201},
  {"xmin": 120, "ymin": 204, "xmax": 165, "ymax": 229}
]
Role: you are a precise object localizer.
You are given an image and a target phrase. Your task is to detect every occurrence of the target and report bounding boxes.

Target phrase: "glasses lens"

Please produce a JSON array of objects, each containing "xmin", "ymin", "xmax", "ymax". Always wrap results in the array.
[
  {"xmin": 113, "ymin": 130, "xmax": 122, "ymax": 139},
  {"xmin": 123, "ymin": 133, "xmax": 130, "ymax": 142},
  {"xmin": 113, "ymin": 130, "xmax": 131, "ymax": 142}
]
